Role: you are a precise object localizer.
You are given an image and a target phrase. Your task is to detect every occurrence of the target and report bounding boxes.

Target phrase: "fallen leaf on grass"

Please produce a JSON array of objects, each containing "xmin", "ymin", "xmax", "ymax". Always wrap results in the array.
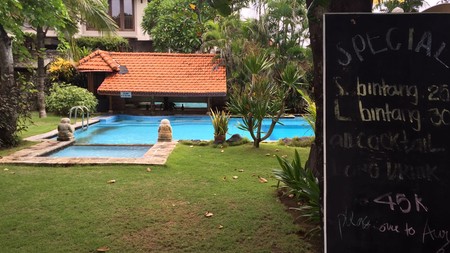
[
  {"xmin": 146, "ymin": 167, "xmax": 152, "ymax": 172},
  {"xmin": 204, "ymin": 211, "xmax": 214, "ymax": 217},
  {"xmin": 97, "ymin": 246, "xmax": 110, "ymax": 252},
  {"xmin": 107, "ymin": 180, "xmax": 116, "ymax": 184},
  {"xmin": 258, "ymin": 176, "xmax": 268, "ymax": 183}
]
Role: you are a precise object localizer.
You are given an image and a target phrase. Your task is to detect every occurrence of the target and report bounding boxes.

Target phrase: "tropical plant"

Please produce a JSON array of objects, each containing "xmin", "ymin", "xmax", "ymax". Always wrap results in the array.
[
  {"xmin": 201, "ymin": 15, "xmax": 252, "ymax": 90},
  {"xmin": 297, "ymin": 88, "xmax": 316, "ymax": 131},
  {"xmin": 0, "ymin": 0, "xmax": 67, "ymax": 147},
  {"xmin": 209, "ymin": 108, "xmax": 231, "ymax": 143},
  {"xmin": 47, "ymin": 57, "xmax": 77, "ymax": 83},
  {"xmin": 26, "ymin": 0, "xmax": 117, "ymax": 118},
  {"xmin": 46, "ymin": 82, "xmax": 98, "ymax": 115},
  {"xmin": 228, "ymin": 54, "xmax": 305, "ymax": 148},
  {"xmin": 273, "ymin": 149, "xmax": 321, "ymax": 233}
]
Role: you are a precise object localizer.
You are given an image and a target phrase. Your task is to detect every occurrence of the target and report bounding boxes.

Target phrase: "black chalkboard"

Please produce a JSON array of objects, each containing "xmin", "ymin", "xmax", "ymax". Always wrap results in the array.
[{"xmin": 324, "ymin": 13, "xmax": 450, "ymax": 253}]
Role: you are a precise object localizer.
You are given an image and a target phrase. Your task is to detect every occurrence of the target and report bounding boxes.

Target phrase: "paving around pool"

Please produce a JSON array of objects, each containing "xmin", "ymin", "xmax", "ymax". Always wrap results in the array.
[{"xmin": 0, "ymin": 118, "xmax": 177, "ymax": 165}]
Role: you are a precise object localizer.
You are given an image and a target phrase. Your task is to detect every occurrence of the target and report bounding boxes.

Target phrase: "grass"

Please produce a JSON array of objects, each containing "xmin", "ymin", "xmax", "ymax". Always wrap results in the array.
[
  {"xmin": 0, "ymin": 144, "xmax": 315, "ymax": 252},
  {"xmin": 0, "ymin": 112, "xmax": 319, "ymax": 252},
  {"xmin": 19, "ymin": 112, "xmax": 62, "ymax": 139},
  {"xmin": 0, "ymin": 112, "xmax": 61, "ymax": 157}
]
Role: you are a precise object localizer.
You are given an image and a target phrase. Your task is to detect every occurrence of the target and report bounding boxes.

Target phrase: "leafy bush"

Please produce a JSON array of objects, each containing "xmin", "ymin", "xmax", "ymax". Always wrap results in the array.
[
  {"xmin": 47, "ymin": 58, "xmax": 77, "ymax": 83},
  {"xmin": 46, "ymin": 83, "xmax": 98, "ymax": 116},
  {"xmin": 0, "ymin": 74, "xmax": 34, "ymax": 148},
  {"xmin": 273, "ymin": 150, "xmax": 321, "ymax": 231},
  {"xmin": 75, "ymin": 36, "xmax": 130, "ymax": 52}
]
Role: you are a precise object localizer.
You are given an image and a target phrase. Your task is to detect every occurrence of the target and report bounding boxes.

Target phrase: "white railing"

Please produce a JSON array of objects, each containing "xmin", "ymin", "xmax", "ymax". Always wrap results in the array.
[{"xmin": 69, "ymin": 106, "xmax": 90, "ymax": 130}]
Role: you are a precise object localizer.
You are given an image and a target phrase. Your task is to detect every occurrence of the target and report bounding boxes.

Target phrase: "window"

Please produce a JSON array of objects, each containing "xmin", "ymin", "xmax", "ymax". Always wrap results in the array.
[{"xmin": 109, "ymin": 0, "xmax": 134, "ymax": 30}]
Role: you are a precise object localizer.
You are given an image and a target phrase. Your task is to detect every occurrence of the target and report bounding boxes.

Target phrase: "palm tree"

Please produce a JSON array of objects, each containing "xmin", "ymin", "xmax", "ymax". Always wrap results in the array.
[{"xmin": 33, "ymin": 0, "xmax": 118, "ymax": 118}]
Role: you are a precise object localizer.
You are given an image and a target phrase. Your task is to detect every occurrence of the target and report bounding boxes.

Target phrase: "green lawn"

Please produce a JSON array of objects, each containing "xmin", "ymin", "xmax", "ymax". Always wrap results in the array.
[
  {"xmin": 0, "ymin": 113, "xmax": 319, "ymax": 252},
  {"xmin": 0, "ymin": 144, "xmax": 316, "ymax": 252},
  {"xmin": 20, "ymin": 112, "xmax": 63, "ymax": 139}
]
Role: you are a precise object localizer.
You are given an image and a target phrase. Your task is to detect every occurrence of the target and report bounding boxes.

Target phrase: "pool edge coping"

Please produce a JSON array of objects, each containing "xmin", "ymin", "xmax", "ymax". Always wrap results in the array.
[
  {"xmin": 0, "ymin": 140, "xmax": 177, "ymax": 166},
  {"xmin": 1, "ymin": 116, "xmax": 177, "ymax": 165}
]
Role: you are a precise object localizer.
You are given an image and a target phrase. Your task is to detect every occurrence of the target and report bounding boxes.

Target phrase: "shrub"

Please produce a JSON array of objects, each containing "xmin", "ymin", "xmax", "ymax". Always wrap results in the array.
[
  {"xmin": 47, "ymin": 58, "xmax": 77, "ymax": 83},
  {"xmin": 46, "ymin": 83, "xmax": 98, "ymax": 116},
  {"xmin": 273, "ymin": 150, "xmax": 321, "ymax": 234},
  {"xmin": 75, "ymin": 36, "xmax": 130, "ymax": 52}
]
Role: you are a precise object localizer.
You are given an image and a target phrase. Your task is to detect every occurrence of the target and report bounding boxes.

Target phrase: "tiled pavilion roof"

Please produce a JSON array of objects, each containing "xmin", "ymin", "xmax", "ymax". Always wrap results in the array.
[{"xmin": 77, "ymin": 50, "xmax": 226, "ymax": 97}]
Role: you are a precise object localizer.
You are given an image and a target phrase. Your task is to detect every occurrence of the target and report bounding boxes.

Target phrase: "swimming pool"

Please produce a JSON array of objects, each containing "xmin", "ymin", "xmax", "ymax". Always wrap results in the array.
[
  {"xmin": 72, "ymin": 115, "xmax": 314, "ymax": 145},
  {"xmin": 47, "ymin": 145, "xmax": 152, "ymax": 158}
]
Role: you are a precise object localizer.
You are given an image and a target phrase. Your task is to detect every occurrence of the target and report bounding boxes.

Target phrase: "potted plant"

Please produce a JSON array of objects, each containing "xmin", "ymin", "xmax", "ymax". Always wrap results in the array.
[{"xmin": 209, "ymin": 109, "xmax": 231, "ymax": 144}]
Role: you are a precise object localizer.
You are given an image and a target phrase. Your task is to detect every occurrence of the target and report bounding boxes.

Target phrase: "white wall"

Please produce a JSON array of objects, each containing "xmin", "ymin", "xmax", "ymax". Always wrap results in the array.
[{"xmin": 78, "ymin": 0, "xmax": 150, "ymax": 41}]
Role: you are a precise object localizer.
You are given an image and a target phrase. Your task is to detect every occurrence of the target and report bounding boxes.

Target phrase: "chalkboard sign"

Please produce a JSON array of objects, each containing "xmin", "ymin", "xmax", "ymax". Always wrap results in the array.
[{"xmin": 324, "ymin": 14, "xmax": 450, "ymax": 253}]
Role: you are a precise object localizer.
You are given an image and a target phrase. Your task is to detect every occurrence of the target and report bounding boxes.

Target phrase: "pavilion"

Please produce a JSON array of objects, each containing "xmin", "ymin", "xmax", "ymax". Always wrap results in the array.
[{"xmin": 77, "ymin": 50, "xmax": 227, "ymax": 114}]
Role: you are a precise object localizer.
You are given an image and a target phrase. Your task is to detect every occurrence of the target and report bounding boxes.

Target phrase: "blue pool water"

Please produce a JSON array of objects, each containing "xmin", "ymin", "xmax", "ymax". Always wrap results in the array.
[
  {"xmin": 48, "ymin": 145, "xmax": 151, "ymax": 158},
  {"xmin": 72, "ymin": 115, "xmax": 314, "ymax": 145}
]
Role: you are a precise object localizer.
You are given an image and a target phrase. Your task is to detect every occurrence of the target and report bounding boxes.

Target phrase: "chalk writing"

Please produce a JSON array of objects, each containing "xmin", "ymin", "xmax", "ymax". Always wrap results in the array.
[
  {"xmin": 336, "ymin": 27, "xmax": 449, "ymax": 68},
  {"xmin": 428, "ymin": 84, "xmax": 450, "ymax": 102},
  {"xmin": 359, "ymin": 101, "xmax": 421, "ymax": 131},
  {"xmin": 325, "ymin": 14, "xmax": 450, "ymax": 253},
  {"xmin": 337, "ymin": 210, "xmax": 450, "ymax": 252},
  {"xmin": 373, "ymin": 192, "xmax": 428, "ymax": 213},
  {"xmin": 329, "ymin": 131, "xmax": 444, "ymax": 154},
  {"xmin": 423, "ymin": 219, "xmax": 450, "ymax": 253},
  {"xmin": 337, "ymin": 209, "xmax": 371, "ymax": 239},
  {"xmin": 337, "ymin": 161, "xmax": 439, "ymax": 181},
  {"xmin": 357, "ymin": 77, "xmax": 419, "ymax": 105},
  {"xmin": 428, "ymin": 108, "xmax": 450, "ymax": 127}
]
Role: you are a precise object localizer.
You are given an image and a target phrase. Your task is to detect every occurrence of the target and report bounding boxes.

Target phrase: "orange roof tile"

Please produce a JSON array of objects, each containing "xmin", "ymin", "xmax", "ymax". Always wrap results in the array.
[
  {"xmin": 77, "ymin": 50, "xmax": 226, "ymax": 97},
  {"xmin": 78, "ymin": 50, "xmax": 120, "ymax": 72}
]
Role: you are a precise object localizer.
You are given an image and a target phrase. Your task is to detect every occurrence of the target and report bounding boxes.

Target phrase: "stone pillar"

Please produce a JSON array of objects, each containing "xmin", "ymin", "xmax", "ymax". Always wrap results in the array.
[
  {"xmin": 57, "ymin": 118, "xmax": 74, "ymax": 141},
  {"xmin": 157, "ymin": 119, "xmax": 172, "ymax": 142}
]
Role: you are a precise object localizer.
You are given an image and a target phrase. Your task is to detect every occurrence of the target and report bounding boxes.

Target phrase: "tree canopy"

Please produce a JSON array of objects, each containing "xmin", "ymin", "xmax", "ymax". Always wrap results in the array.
[{"xmin": 142, "ymin": 0, "xmax": 217, "ymax": 52}]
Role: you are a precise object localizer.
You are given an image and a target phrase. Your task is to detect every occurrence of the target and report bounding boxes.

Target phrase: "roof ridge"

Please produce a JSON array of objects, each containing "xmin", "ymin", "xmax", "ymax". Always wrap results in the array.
[
  {"xmin": 78, "ymin": 50, "xmax": 120, "ymax": 71},
  {"xmin": 110, "ymin": 52, "xmax": 217, "ymax": 57}
]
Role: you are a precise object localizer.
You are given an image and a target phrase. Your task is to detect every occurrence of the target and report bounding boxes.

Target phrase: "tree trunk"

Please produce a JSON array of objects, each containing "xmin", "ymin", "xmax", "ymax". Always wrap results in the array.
[
  {"xmin": 0, "ymin": 25, "xmax": 18, "ymax": 147},
  {"xmin": 36, "ymin": 26, "xmax": 47, "ymax": 118},
  {"xmin": 305, "ymin": 0, "xmax": 373, "ymax": 179}
]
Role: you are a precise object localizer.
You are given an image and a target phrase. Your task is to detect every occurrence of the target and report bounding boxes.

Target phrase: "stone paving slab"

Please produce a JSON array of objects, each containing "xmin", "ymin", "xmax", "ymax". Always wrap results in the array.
[
  {"xmin": 0, "ymin": 141, "xmax": 177, "ymax": 165},
  {"xmin": 1, "ymin": 115, "xmax": 177, "ymax": 166}
]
